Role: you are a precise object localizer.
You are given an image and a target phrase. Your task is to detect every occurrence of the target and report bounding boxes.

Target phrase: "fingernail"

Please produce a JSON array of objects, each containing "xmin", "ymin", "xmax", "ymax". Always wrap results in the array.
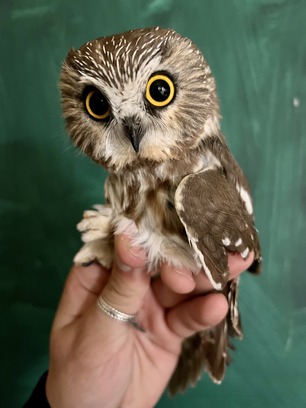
[
  {"xmin": 175, "ymin": 269, "xmax": 195, "ymax": 283},
  {"xmin": 115, "ymin": 255, "xmax": 132, "ymax": 272},
  {"xmin": 129, "ymin": 245, "xmax": 147, "ymax": 262},
  {"xmin": 120, "ymin": 234, "xmax": 147, "ymax": 261},
  {"xmin": 120, "ymin": 234, "xmax": 147, "ymax": 262}
]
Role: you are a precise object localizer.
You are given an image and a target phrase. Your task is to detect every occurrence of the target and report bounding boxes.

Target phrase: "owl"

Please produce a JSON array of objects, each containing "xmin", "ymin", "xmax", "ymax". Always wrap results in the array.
[{"xmin": 60, "ymin": 27, "xmax": 261, "ymax": 394}]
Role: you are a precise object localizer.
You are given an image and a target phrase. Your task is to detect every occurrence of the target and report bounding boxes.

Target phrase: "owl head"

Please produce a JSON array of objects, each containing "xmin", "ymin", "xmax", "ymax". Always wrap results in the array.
[{"xmin": 60, "ymin": 27, "xmax": 220, "ymax": 172}]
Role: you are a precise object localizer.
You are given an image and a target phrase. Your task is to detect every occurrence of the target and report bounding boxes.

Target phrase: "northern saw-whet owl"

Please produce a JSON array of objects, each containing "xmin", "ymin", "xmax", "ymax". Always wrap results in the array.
[{"xmin": 60, "ymin": 27, "xmax": 261, "ymax": 394}]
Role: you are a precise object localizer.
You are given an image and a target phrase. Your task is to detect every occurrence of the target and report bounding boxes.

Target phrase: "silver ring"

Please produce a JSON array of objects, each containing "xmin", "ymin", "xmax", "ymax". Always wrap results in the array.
[{"xmin": 97, "ymin": 295, "xmax": 145, "ymax": 332}]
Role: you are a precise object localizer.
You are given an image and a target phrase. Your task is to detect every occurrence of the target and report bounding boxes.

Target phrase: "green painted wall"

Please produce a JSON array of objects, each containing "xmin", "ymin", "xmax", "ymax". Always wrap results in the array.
[{"xmin": 1, "ymin": 0, "xmax": 305, "ymax": 406}]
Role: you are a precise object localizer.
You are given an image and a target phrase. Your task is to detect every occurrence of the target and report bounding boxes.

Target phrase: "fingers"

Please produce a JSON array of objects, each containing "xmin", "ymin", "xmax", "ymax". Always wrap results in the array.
[
  {"xmin": 154, "ymin": 252, "xmax": 255, "ymax": 308},
  {"xmin": 159, "ymin": 264, "xmax": 196, "ymax": 294},
  {"xmin": 53, "ymin": 233, "xmax": 150, "ymax": 333},
  {"xmin": 166, "ymin": 293, "xmax": 229, "ymax": 338},
  {"xmin": 227, "ymin": 251, "xmax": 254, "ymax": 277},
  {"xmin": 193, "ymin": 251, "xmax": 254, "ymax": 292},
  {"xmin": 192, "ymin": 251, "xmax": 254, "ymax": 293},
  {"xmin": 53, "ymin": 263, "xmax": 110, "ymax": 331},
  {"xmin": 100, "ymin": 234, "xmax": 150, "ymax": 316}
]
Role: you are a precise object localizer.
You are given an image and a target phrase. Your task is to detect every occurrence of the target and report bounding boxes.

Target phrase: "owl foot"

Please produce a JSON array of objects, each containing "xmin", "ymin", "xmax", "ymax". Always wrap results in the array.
[
  {"xmin": 74, "ymin": 204, "xmax": 114, "ymax": 268},
  {"xmin": 74, "ymin": 238, "xmax": 114, "ymax": 269},
  {"xmin": 77, "ymin": 204, "xmax": 113, "ymax": 243}
]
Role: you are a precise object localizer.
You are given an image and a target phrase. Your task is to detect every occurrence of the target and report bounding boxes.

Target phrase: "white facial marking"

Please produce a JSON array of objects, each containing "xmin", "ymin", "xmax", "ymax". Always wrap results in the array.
[{"xmin": 203, "ymin": 116, "xmax": 220, "ymax": 137}]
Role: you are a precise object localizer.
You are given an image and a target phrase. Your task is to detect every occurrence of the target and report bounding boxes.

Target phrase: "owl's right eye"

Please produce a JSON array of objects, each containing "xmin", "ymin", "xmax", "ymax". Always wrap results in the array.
[
  {"xmin": 84, "ymin": 87, "xmax": 111, "ymax": 121},
  {"xmin": 146, "ymin": 73, "xmax": 175, "ymax": 108}
]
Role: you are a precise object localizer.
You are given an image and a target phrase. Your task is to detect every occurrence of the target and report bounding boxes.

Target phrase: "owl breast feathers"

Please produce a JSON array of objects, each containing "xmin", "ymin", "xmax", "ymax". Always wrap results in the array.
[{"xmin": 60, "ymin": 27, "xmax": 261, "ymax": 393}]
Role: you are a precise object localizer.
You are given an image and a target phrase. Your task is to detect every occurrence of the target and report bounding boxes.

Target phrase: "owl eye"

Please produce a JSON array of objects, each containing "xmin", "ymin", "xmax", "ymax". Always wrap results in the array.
[
  {"xmin": 146, "ymin": 74, "xmax": 175, "ymax": 107},
  {"xmin": 84, "ymin": 87, "xmax": 111, "ymax": 120}
]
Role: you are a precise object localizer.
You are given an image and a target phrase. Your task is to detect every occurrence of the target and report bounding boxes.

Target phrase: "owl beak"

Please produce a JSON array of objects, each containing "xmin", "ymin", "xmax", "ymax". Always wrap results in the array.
[{"xmin": 122, "ymin": 116, "xmax": 143, "ymax": 153}]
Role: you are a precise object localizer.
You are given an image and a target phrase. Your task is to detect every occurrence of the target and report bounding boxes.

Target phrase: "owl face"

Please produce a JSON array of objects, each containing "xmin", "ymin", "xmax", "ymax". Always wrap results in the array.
[{"xmin": 61, "ymin": 27, "xmax": 220, "ymax": 172}]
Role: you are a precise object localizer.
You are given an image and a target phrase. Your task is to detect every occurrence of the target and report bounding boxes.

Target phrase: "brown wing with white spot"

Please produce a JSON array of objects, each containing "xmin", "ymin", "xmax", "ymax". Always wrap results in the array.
[
  {"xmin": 175, "ymin": 166, "xmax": 260, "ymax": 290},
  {"xmin": 168, "ymin": 277, "xmax": 242, "ymax": 394}
]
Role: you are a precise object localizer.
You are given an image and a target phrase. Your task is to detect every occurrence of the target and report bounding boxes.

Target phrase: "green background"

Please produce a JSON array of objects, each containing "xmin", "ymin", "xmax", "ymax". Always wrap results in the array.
[{"xmin": 1, "ymin": 0, "xmax": 305, "ymax": 406}]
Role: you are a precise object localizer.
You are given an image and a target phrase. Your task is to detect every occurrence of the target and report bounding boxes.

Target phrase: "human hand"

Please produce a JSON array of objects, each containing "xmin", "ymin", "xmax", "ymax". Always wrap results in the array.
[{"xmin": 46, "ymin": 233, "xmax": 254, "ymax": 408}]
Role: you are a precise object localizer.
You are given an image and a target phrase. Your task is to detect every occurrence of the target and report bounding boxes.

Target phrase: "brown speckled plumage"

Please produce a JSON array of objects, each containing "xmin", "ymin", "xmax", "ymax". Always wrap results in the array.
[{"xmin": 60, "ymin": 27, "xmax": 261, "ymax": 394}]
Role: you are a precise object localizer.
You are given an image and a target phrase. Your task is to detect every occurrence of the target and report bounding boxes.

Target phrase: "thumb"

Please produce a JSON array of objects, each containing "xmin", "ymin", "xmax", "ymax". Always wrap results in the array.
[
  {"xmin": 52, "ymin": 263, "xmax": 110, "ymax": 332},
  {"xmin": 100, "ymin": 233, "xmax": 150, "ymax": 317}
]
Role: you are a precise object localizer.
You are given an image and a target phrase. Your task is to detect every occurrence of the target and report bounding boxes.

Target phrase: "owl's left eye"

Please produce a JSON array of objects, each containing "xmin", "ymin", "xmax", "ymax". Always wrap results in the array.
[
  {"xmin": 84, "ymin": 87, "xmax": 111, "ymax": 121},
  {"xmin": 146, "ymin": 73, "xmax": 175, "ymax": 107}
]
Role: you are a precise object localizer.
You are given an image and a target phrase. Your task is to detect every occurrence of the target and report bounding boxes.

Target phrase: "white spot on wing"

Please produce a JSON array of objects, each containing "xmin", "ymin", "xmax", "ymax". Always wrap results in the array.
[
  {"xmin": 222, "ymin": 237, "xmax": 231, "ymax": 246},
  {"xmin": 241, "ymin": 247, "xmax": 249, "ymax": 259},
  {"xmin": 235, "ymin": 238, "xmax": 242, "ymax": 246},
  {"xmin": 236, "ymin": 184, "xmax": 253, "ymax": 215}
]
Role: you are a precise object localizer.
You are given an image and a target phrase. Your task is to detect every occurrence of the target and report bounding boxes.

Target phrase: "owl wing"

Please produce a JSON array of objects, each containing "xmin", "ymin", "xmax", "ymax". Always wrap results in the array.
[
  {"xmin": 168, "ymin": 277, "xmax": 242, "ymax": 394},
  {"xmin": 174, "ymin": 165, "xmax": 260, "ymax": 290}
]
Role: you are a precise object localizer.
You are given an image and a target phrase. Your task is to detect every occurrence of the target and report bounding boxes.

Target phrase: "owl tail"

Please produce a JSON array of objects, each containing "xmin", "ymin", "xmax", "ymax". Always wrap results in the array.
[{"xmin": 168, "ymin": 278, "xmax": 242, "ymax": 395}]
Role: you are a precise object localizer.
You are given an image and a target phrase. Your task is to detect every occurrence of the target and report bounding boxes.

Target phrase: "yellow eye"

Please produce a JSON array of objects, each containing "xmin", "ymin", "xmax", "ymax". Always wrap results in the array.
[
  {"xmin": 146, "ymin": 74, "xmax": 175, "ymax": 107},
  {"xmin": 84, "ymin": 88, "xmax": 111, "ymax": 120}
]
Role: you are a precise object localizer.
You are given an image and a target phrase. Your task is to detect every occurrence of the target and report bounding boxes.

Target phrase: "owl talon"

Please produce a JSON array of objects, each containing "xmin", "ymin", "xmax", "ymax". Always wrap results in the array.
[
  {"xmin": 81, "ymin": 261, "xmax": 95, "ymax": 267},
  {"xmin": 74, "ymin": 239, "xmax": 114, "ymax": 269}
]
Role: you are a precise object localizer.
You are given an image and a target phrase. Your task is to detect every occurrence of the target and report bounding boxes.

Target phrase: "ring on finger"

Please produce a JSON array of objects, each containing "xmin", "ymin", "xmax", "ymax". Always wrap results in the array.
[{"xmin": 97, "ymin": 295, "xmax": 145, "ymax": 332}]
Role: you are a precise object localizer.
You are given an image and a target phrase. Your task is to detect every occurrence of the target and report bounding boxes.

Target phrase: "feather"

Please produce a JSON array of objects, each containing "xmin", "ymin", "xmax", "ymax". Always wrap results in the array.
[{"xmin": 168, "ymin": 278, "xmax": 242, "ymax": 394}]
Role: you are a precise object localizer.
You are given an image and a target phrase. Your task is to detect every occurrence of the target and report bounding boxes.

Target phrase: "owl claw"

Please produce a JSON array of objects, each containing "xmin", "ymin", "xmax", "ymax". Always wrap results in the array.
[{"xmin": 74, "ymin": 239, "xmax": 114, "ymax": 269}]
